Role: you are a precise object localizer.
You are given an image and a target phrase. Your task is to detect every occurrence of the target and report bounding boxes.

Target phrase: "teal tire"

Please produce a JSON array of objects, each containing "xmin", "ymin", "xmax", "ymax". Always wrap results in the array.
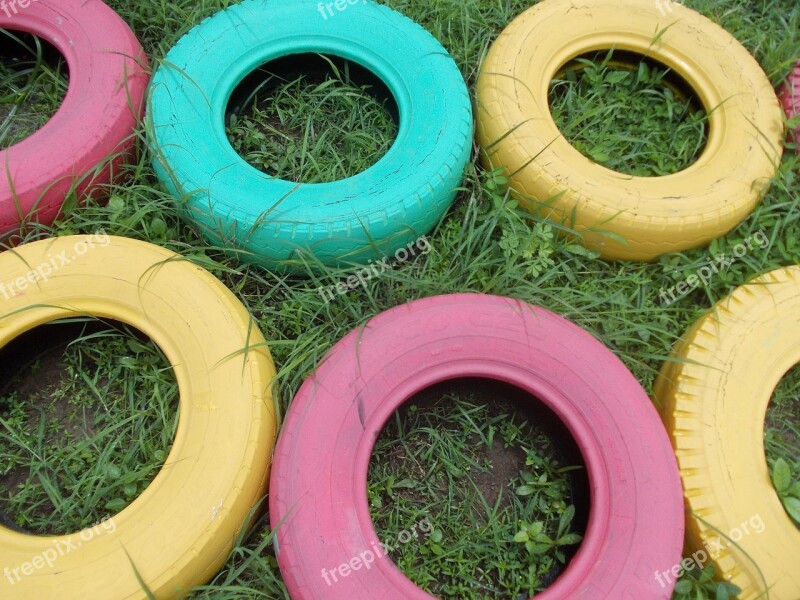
[{"xmin": 147, "ymin": 0, "xmax": 472, "ymax": 272}]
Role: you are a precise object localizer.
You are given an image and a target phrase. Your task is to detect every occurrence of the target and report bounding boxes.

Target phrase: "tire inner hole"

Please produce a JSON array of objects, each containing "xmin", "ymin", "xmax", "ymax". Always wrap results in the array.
[
  {"xmin": 766, "ymin": 364, "xmax": 800, "ymax": 530},
  {"xmin": 0, "ymin": 30, "xmax": 69, "ymax": 150},
  {"xmin": 367, "ymin": 377, "xmax": 590, "ymax": 599},
  {"xmin": 0, "ymin": 319, "xmax": 178, "ymax": 536},
  {"xmin": 225, "ymin": 52, "xmax": 399, "ymax": 184},
  {"xmin": 549, "ymin": 49, "xmax": 708, "ymax": 177}
]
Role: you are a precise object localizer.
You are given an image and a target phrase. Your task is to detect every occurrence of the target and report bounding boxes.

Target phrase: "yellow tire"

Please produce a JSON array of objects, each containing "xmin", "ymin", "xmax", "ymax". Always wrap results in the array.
[
  {"xmin": 0, "ymin": 235, "xmax": 276, "ymax": 599},
  {"xmin": 476, "ymin": 0, "xmax": 784, "ymax": 261},
  {"xmin": 654, "ymin": 267, "xmax": 800, "ymax": 599}
]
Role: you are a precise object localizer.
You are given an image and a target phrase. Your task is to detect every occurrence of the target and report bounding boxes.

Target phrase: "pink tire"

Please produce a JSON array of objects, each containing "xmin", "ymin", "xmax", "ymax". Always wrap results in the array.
[
  {"xmin": 782, "ymin": 60, "xmax": 800, "ymax": 143},
  {"xmin": 0, "ymin": 0, "xmax": 148, "ymax": 236},
  {"xmin": 269, "ymin": 294, "xmax": 684, "ymax": 599}
]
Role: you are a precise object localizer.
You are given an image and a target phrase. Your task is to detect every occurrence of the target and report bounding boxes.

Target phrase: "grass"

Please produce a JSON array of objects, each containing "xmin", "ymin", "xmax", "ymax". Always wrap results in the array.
[
  {"xmin": 0, "ymin": 31, "xmax": 67, "ymax": 149},
  {"xmin": 767, "ymin": 366, "xmax": 800, "ymax": 527},
  {"xmin": 368, "ymin": 384, "xmax": 584, "ymax": 598},
  {"xmin": 0, "ymin": 321, "xmax": 177, "ymax": 535},
  {"xmin": 226, "ymin": 59, "xmax": 397, "ymax": 183},
  {"xmin": 0, "ymin": 0, "xmax": 799, "ymax": 598},
  {"xmin": 549, "ymin": 51, "xmax": 708, "ymax": 176}
]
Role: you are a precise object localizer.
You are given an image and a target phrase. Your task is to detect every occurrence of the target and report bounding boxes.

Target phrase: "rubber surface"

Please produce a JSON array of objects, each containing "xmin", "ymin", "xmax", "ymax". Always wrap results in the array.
[
  {"xmin": 654, "ymin": 267, "xmax": 800, "ymax": 600},
  {"xmin": 0, "ymin": 0, "xmax": 148, "ymax": 236},
  {"xmin": 270, "ymin": 294, "xmax": 683, "ymax": 599},
  {"xmin": 781, "ymin": 60, "xmax": 800, "ymax": 143},
  {"xmin": 0, "ymin": 236, "xmax": 276, "ymax": 599},
  {"xmin": 476, "ymin": 0, "xmax": 784, "ymax": 261},
  {"xmin": 147, "ymin": 0, "xmax": 472, "ymax": 272}
]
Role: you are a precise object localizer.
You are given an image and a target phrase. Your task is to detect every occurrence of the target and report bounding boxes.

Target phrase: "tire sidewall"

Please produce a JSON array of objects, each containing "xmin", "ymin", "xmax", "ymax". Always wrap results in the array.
[
  {"xmin": 0, "ymin": 0, "xmax": 148, "ymax": 233},
  {"xmin": 148, "ymin": 0, "xmax": 472, "ymax": 267},
  {"xmin": 270, "ymin": 294, "xmax": 683, "ymax": 599}
]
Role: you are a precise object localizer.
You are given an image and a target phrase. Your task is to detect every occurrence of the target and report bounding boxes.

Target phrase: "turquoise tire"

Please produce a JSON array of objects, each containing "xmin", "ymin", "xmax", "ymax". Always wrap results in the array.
[{"xmin": 147, "ymin": 0, "xmax": 473, "ymax": 272}]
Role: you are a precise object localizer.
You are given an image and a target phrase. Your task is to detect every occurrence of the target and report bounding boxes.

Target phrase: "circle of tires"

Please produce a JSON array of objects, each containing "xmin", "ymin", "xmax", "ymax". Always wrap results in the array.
[
  {"xmin": 0, "ymin": 236, "xmax": 276, "ymax": 599},
  {"xmin": 476, "ymin": 0, "xmax": 784, "ymax": 261},
  {"xmin": 147, "ymin": 0, "xmax": 473, "ymax": 272},
  {"xmin": 269, "ymin": 294, "xmax": 684, "ymax": 599},
  {"xmin": 655, "ymin": 266, "xmax": 800, "ymax": 600},
  {"xmin": 0, "ymin": 0, "xmax": 149, "ymax": 237},
  {"xmin": 781, "ymin": 60, "xmax": 800, "ymax": 143}
]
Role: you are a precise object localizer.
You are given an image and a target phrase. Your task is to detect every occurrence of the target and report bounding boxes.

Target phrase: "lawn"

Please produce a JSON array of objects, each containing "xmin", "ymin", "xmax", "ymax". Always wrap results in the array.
[{"xmin": 0, "ymin": 0, "xmax": 799, "ymax": 598}]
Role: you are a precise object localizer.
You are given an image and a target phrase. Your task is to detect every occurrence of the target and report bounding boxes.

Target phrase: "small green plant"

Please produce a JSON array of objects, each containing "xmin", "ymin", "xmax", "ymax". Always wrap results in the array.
[
  {"xmin": 483, "ymin": 166, "xmax": 600, "ymax": 278},
  {"xmin": 512, "ymin": 447, "xmax": 583, "ymax": 585},
  {"xmin": 513, "ymin": 505, "xmax": 582, "ymax": 561},
  {"xmin": 771, "ymin": 457, "xmax": 800, "ymax": 525},
  {"xmin": 673, "ymin": 564, "xmax": 741, "ymax": 600},
  {"xmin": 766, "ymin": 365, "xmax": 800, "ymax": 529},
  {"xmin": 368, "ymin": 393, "xmax": 583, "ymax": 598}
]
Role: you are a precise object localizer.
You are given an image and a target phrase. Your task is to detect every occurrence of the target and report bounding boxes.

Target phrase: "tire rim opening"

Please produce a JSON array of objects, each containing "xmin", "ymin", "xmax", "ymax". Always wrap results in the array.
[
  {"xmin": 225, "ymin": 53, "xmax": 398, "ymax": 184},
  {"xmin": 0, "ymin": 318, "xmax": 178, "ymax": 536},
  {"xmin": 367, "ymin": 377, "xmax": 589, "ymax": 598},
  {"xmin": 549, "ymin": 50, "xmax": 708, "ymax": 177},
  {"xmin": 0, "ymin": 30, "xmax": 69, "ymax": 150},
  {"xmin": 766, "ymin": 364, "xmax": 800, "ymax": 529}
]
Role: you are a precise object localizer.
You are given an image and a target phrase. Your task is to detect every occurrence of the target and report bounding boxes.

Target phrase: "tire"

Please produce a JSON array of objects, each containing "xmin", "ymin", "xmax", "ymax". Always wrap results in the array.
[
  {"xmin": 0, "ymin": 236, "xmax": 276, "ymax": 599},
  {"xmin": 0, "ymin": 0, "xmax": 149, "ymax": 237},
  {"xmin": 654, "ymin": 267, "xmax": 800, "ymax": 600},
  {"xmin": 781, "ymin": 60, "xmax": 800, "ymax": 144},
  {"xmin": 476, "ymin": 0, "xmax": 784, "ymax": 261},
  {"xmin": 147, "ymin": 0, "xmax": 472, "ymax": 272},
  {"xmin": 269, "ymin": 294, "xmax": 683, "ymax": 599}
]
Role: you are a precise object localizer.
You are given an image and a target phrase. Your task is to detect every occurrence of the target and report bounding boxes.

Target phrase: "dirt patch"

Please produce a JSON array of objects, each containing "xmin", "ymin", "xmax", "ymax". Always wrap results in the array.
[
  {"xmin": 469, "ymin": 434, "xmax": 529, "ymax": 510},
  {"xmin": 0, "ymin": 343, "xmax": 102, "ymax": 527}
]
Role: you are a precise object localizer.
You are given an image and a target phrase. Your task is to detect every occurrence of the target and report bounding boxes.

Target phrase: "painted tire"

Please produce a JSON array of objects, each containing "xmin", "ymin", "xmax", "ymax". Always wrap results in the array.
[
  {"xmin": 781, "ymin": 60, "xmax": 800, "ymax": 143},
  {"xmin": 476, "ymin": 0, "xmax": 784, "ymax": 261},
  {"xmin": 269, "ymin": 294, "xmax": 683, "ymax": 599},
  {"xmin": 147, "ymin": 0, "xmax": 472, "ymax": 272},
  {"xmin": 0, "ymin": 0, "xmax": 148, "ymax": 236},
  {"xmin": 654, "ymin": 267, "xmax": 800, "ymax": 600},
  {"xmin": 0, "ymin": 236, "xmax": 276, "ymax": 599}
]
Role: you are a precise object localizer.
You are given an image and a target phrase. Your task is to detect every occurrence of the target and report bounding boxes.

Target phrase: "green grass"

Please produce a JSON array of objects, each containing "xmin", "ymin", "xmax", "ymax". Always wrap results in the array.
[
  {"xmin": 0, "ymin": 0, "xmax": 799, "ymax": 598},
  {"xmin": 768, "ymin": 366, "xmax": 800, "ymax": 527},
  {"xmin": 226, "ymin": 63, "xmax": 397, "ymax": 183},
  {"xmin": 550, "ymin": 51, "xmax": 708, "ymax": 176},
  {"xmin": 369, "ymin": 389, "xmax": 583, "ymax": 598},
  {"xmin": 0, "ymin": 31, "xmax": 67, "ymax": 149},
  {"xmin": 0, "ymin": 322, "xmax": 177, "ymax": 535}
]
